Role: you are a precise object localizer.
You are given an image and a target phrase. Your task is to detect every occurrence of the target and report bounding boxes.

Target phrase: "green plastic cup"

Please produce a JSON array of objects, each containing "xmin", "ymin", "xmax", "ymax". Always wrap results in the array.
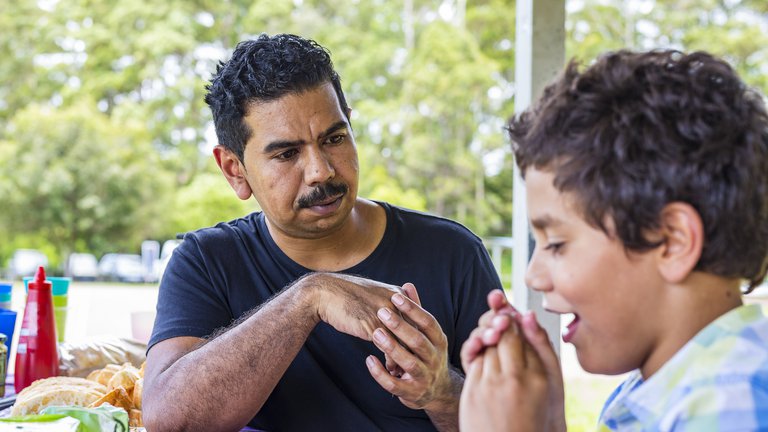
[
  {"xmin": 54, "ymin": 307, "xmax": 67, "ymax": 342},
  {"xmin": 53, "ymin": 295, "xmax": 68, "ymax": 307}
]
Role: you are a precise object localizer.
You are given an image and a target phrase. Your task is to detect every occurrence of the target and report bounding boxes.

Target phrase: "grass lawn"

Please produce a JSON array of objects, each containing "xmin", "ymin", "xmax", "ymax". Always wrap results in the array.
[{"xmin": 564, "ymin": 374, "xmax": 623, "ymax": 431}]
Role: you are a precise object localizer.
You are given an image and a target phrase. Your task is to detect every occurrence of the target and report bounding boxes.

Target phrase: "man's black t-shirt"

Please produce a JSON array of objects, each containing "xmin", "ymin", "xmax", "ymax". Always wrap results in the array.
[{"xmin": 149, "ymin": 202, "xmax": 501, "ymax": 431}]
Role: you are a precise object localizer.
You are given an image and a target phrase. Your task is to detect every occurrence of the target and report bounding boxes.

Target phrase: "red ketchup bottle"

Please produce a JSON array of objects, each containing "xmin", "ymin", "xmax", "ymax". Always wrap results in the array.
[{"xmin": 15, "ymin": 266, "xmax": 59, "ymax": 393}]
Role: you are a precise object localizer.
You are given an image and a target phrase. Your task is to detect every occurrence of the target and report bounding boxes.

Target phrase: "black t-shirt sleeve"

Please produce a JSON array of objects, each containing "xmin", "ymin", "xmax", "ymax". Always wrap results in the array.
[{"xmin": 147, "ymin": 234, "xmax": 234, "ymax": 351}]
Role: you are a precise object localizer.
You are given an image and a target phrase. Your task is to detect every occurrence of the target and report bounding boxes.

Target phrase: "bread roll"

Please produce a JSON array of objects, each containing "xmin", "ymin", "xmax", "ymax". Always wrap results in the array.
[
  {"xmin": 90, "ymin": 386, "xmax": 133, "ymax": 413},
  {"xmin": 129, "ymin": 408, "xmax": 144, "ymax": 427},
  {"xmin": 87, "ymin": 363, "xmax": 122, "ymax": 386},
  {"xmin": 107, "ymin": 365, "xmax": 140, "ymax": 393},
  {"xmin": 11, "ymin": 377, "xmax": 107, "ymax": 416},
  {"xmin": 132, "ymin": 378, "xmax": 143, "ymax": 409}
]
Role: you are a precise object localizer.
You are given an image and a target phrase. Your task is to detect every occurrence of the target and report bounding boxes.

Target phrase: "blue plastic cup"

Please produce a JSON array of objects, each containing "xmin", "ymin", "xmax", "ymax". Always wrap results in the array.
[
  {"xmin": 23, "ymin": 276, "xmax": 70, "ymax": 296},
  {"xmin": 0, "ymin": 309, "xmax": 17, "ymax": 360}
]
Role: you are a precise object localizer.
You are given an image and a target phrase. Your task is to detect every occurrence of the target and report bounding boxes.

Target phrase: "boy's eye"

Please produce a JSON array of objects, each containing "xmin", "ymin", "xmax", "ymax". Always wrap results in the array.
[{"xmin": 544, "ymin": 242, "xmax": 564, "ymax": 253}]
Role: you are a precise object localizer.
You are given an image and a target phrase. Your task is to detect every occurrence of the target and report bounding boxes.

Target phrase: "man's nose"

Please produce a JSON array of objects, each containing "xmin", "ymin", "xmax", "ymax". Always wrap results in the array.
[{"xmin": 304, "ymin": 147, "xmax": 335, "ymax": 185}]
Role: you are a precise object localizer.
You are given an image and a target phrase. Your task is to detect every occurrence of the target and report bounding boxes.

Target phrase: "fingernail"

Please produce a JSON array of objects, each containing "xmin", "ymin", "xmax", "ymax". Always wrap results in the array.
[
  {"xmin": 378, "ymin": 307, "xmax": 392, "ymax": 321},
  {"xmin": 491, "ymin": 314, "xmax": 508, "ymax": 327},
  {"xmin": 482, "ymin": 328, "xmax": 496, "ymax": 342},
  {"xmin": 366, "ymin": 356, "xmax": 375, "ymax": 368},
  {"xmin": 392, "ymin": 293, "xmax": 405, "ymax": 306},
  {"xmin": 374, "ymin": 328, "xmax": 388, "ymax": 344}
]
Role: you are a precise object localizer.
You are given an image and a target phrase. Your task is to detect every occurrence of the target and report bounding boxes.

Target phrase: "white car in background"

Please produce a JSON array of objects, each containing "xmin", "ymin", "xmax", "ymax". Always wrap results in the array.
[
  {"xmin": 65, "ymin": 253, "xmax": 99, "ymax": 281},
  {"xmin": 7, "ymin": 249, "xmax": 48, "ymax": 279},
  {"xmin": 157, "ymin": 239, "xmax": 182, "ymax": 284},
  {"xmin": 98, "ymin": 253, "xmax": 145, "ymax": 283}
]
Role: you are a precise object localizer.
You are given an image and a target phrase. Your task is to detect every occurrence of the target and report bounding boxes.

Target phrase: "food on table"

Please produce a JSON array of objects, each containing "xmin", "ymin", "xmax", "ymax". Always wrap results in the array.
[
  {"xmin": 10, "ymin": 376, "xmax": 107, "ymax": 416},
  {"xmin": 10, "ymin": 361, "xmax": 145, "ymax": 427}
]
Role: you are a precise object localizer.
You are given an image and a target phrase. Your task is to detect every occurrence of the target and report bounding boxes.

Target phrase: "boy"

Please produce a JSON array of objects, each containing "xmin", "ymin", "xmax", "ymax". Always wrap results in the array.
[{"xmin": 459, "ymin": 49, "xmax": 768, "ymax": 431}]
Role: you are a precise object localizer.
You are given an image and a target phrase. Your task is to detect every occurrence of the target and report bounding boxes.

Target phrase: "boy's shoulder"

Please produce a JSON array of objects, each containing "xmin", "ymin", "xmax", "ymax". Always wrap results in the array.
[{"xmin": 600, "ymin": 304, "xmax": 768, "ymax": 430}]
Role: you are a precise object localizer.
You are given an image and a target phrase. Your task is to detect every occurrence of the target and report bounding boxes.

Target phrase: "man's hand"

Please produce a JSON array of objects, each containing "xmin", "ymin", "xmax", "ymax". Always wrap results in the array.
[
  {"xmin": 309, "ymin": 273, "xmax": 405, "ymax": 341},
  {"xmin": 365, "ymin": 283, "xmax": 461, "ymax": 431}
]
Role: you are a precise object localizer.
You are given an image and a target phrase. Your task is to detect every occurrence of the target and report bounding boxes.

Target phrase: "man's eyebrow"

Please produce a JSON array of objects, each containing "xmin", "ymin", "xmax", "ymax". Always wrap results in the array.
[
  {"xmin": 262, "ymin": 121, "xmax": 349, "ymax": 154},
  {"xmin": 318, "ymin": 121, "xmax": 349, "ymax": 140},
  {"xmin": 530, "ymin": 214, "xmax": 562, "ymax": 230},
  {"xmin": 263, "ymin": 139, "xmax": 304, "ymax": 154}
]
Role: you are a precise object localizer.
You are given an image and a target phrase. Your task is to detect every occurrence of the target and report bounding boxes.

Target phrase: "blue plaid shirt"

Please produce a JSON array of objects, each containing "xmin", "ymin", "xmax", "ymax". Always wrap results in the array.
[{"xmin": 598, "ymin": 304, "xmax": 768, "ymax": 431}]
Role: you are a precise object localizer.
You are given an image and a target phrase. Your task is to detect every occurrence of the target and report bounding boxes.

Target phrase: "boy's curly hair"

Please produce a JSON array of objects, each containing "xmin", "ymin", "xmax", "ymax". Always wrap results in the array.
[
  {"xmin": 509, "ymin": 50, "xmax": 768, "ymax": 292},
  {"xmin": 205, "ymin": 33, "xmax": 349, "ymax": 162}
]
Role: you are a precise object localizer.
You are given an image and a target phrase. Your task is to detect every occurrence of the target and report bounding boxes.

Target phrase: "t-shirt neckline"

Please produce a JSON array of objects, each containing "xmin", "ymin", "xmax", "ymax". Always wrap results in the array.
[{"xmin": 255, "ymin": 200, "xmax": 394, "ymax": 274}]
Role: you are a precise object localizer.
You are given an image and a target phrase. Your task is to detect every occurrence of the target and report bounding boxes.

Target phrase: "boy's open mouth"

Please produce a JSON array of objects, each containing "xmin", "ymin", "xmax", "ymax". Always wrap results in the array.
[{"xmin": 562, "ymin": 313, "xmax": 580, "ymax": 343}]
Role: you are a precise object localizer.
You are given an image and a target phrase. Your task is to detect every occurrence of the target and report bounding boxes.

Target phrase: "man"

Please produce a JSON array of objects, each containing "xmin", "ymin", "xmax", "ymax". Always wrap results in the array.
[{"xmin": 143, "ymin": 33, "xmax": 501, "ymax": 431}]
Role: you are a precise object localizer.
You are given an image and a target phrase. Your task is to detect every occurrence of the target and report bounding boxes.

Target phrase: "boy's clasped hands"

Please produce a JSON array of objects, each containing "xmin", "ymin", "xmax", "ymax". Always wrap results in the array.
[{"xmin": 459, "ymin": 290, "xmax": 566, "ymax": 432}]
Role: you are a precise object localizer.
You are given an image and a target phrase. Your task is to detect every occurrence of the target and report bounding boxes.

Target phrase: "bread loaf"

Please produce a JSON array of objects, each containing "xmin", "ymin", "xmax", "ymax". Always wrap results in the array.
[{"xmin": 10, "ymin": 377, "xmax": 107, "ymax": 416}]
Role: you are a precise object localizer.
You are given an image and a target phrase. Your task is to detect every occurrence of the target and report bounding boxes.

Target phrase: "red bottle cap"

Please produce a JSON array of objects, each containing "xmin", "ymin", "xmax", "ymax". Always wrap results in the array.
[{"xmin": 29, "ymin": 266, "xmax": 52, "ymax": 290}]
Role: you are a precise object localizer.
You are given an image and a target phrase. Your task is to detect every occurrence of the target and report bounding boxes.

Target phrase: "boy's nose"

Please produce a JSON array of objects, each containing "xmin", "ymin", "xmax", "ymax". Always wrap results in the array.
[{"xmin": 524, "ymin": 250, "xmax": 551, "ymax": 292}]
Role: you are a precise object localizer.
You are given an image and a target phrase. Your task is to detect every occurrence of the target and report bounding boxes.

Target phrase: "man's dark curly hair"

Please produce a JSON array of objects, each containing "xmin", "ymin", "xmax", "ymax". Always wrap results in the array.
[
  {"xmin": 205, "ymin": 33, "xmax": 350, "ymax": 161},
  {"xmin": 508, "ymin": 50, "xmax": 768, "ymax": 292}
]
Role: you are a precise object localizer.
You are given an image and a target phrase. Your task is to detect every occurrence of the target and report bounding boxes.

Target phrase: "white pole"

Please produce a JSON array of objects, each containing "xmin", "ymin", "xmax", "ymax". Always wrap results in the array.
[{"xmin": 513, "ymin": 0, "xmax": 566, "ymax": 356}]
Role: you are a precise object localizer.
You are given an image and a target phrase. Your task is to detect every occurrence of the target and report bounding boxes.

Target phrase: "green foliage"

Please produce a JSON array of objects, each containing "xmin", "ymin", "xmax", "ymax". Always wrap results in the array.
[
  {"xmin": 0, "ymin": 101, "xmax": 172, "ymax": 265},
  {"xmin": 567, "ymin": 0, "xmax": 768, "ymax": 96},
  {"xmin": 167, "ymin": 168, "xmax": 256, "ymax": 236}
]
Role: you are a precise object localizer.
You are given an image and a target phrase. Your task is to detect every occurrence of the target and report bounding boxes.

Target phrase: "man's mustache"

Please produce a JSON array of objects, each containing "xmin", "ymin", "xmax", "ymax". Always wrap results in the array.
[{"xmin": 297, "ymin": 182, "xmax": 349, "ymax": 208}]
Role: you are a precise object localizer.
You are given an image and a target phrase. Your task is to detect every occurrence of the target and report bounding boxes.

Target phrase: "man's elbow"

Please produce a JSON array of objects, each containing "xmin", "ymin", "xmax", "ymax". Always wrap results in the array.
[{"xmin": 142, "ymin": 388, "xmax": 186, "ymax": 432}]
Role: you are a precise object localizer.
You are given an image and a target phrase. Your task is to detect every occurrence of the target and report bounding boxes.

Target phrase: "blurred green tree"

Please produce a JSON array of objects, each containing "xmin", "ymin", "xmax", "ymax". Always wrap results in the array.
[{"xmin": 0, "ymin": 101, "xmax": 172, "ymax": 267}]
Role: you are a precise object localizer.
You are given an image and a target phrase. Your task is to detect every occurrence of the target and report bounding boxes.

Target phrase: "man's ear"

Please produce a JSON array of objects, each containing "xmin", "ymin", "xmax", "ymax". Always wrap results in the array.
[
  {"xmin": 656, "ymin": 202, "xmax": 704, "ymax": 283},
  {"xmin": 213, "ymin": 145, "xmax": 253, "ymax": 201}
]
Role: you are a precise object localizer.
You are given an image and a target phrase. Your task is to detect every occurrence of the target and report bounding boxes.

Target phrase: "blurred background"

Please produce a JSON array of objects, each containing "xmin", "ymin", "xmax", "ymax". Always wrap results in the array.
[
  {"xmin": 1, "ymin": 0, "xmax": 767, "ymax": 428},
  {"xmin": 1, "ymin": 0, "xmax": 766, "ymax": 280}
]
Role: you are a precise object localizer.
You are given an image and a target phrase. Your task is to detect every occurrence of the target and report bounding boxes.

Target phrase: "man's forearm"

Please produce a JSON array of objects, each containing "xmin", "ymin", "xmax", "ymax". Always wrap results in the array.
[
  {"xmin": 143, "ymin": 279, "xmax": 321, "ymax": 431},
  {"xmin": 425, "ymin": 368, "xmax": 464, "ymax": 432}
]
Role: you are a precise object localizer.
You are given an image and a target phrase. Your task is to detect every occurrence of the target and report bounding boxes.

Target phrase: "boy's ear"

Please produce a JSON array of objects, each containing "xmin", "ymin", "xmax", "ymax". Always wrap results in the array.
[
  {"xmin": 655, "ymin": 202, "xmax": 704, "ymax": 283},
  {"xmin": 213, "ymin": 145, "xmax": 253, "ymax": 201}
]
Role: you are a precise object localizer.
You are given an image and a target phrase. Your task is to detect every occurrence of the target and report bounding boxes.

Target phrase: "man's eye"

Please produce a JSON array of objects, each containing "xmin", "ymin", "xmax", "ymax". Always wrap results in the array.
[
  {"xmin": 276, "ymin": 149, "xmax": 298, "ymax": 160},
  {"xmin": 326, "ymin": 134, "xmax": 345, "ymax": 145}
]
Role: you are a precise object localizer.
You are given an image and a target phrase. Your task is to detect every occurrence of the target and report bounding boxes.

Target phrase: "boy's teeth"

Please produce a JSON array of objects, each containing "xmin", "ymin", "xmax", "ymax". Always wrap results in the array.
[{"xmin": 562, "ymin": 313, "xmax": 576, "ymax": 330}]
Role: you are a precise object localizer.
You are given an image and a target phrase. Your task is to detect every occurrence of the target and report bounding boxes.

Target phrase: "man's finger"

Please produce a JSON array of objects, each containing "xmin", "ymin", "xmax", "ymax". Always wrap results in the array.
[
  {"xmin": 401, "ymin": 282, "xmax": 422, "ymax": 306},
  {"xmin": 389, "ymin": 294, "xmax": 444, "ymax": 350},
  {"xmin": 366, "ymin": 355, "xmax": 407, "ymax": 396},
  {"xmin": 378, "ymin": 305, "xmax": 436, "ymax": 364},
  {"xmin": 372, "ymin": 326, "xmax": 424, "ymax": 379}
]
